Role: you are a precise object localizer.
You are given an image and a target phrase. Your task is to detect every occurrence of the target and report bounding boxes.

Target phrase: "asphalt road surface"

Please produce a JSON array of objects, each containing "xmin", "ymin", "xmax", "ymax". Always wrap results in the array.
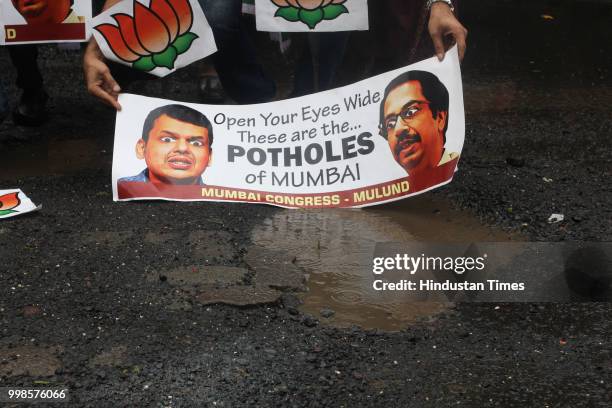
[{"xmin": 1, "ymin": 1, "xmax": 611, "ymax": 407}]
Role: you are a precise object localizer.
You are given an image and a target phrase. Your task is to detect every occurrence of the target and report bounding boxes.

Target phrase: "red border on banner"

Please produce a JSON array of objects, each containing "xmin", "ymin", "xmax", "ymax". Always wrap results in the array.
[
  {"xmin": 4, "ymin": 23, "xmax": 86, "ymax": 42},
  {"xmin": 117, "ymin": 174, "xmax": 455, "ymax": 208},
  {"xmin": 116, "ymin": 157, "xmax": 459, "ymax": 208}
]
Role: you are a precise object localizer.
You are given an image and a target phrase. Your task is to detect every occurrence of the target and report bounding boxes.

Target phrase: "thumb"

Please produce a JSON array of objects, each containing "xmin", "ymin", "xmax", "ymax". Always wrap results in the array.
[{"xmin": 103, "ymin": 70, "xmax": 121, "ymax": 93}]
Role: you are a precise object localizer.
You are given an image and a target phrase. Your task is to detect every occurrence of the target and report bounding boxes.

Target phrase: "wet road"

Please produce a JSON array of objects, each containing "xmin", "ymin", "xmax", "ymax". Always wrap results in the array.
[{"xmin": 1, "ymin": 0, "xmax": 612, "ymax": 406}]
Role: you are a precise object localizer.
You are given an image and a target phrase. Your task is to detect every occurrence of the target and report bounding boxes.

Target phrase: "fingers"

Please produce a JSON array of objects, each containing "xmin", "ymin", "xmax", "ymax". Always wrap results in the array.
[
  {"xmin": 431, "ymin": 30, "xmax": 446, "ymax": 61},
  {"xmin": 102, "ymin": 69, "xmax": 121, "ymax": 95},
  {"xmin": 101, "ymin": 70, "xmax": 122, "ymax": 111},
  {"xmin": 454, "ymin": 26, "xmax": 468, "ymax": 62},
  {"xmin": 431, "ymin": 24, "xmax": 468, "ymax": 62},
  {"xmin": 84, "ymin": 60, "xmax": 122, "ymax": 111},
  {"xmin": 428, "ymin": 5, "xmax": 468, "ymax": 63},
  {"xmin": 88, "ymin": 83, "xmax": 122, "ymax": 111}
]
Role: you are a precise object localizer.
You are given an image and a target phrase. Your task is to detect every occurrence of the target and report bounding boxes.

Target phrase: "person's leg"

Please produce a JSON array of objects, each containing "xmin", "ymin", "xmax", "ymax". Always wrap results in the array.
[
  {"xmin": 291, "ymin": 32, "xmax": 350, "ymax": 98},
  {"xmin": 8, "ymin": 45, "xmax": 48, "ymax": 126},
  {"xmin": 0, "ymin": 80, "xmax": 9, "ymax": 124},
  {"xmin": 8, "ymin": 45, "xmax": 44, "ymax": 95},
  {"xmin": 315, "ymin": 32, "xmax": 350, "ymax": 90},
  {"xmin": 291, "ymin": 34, "xmax": 316, "ymax": 97},
  {"xmin": 198, "ymin": 0, "xmax": 275, "ymax": 104},
  {"xmin": 199, "ymin": 61, "xmax": 226, "ymax": 104},
  {"xmin": 92, "ymin": 0, "xmax": 106, "ymax": 16}
]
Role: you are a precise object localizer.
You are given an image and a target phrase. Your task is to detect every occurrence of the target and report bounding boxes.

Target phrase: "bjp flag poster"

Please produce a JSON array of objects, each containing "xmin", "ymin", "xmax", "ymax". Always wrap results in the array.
[
  {"xmin": 0, "ymin": 0, "xmax": 92, "ymax": 44},
  {"xmin": 112, "ymin": 46, "xmax": 465, "ymax": 209},
  {"xmin": 91, "ymin": 0, "xmax": 216, "ymax": 77},
  {"xmin": 0, "ymin": 189, "xmax": 40, "ymax": 219},
  {"xmin": 255, "ymin": 0, "xmax": 368, "ymax": 32}
]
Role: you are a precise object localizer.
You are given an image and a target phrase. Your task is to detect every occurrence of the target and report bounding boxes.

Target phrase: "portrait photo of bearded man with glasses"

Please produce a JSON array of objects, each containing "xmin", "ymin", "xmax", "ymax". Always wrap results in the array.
[{"xmin": 379, "ymin": 70, "xmax": 460, "ymax": 192}]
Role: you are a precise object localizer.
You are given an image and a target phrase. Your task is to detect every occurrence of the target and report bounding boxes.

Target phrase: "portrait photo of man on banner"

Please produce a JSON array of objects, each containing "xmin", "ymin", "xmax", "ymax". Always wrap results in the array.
[
  {"xmin": 117, "ymin": 104, "xmax": 214, "ymax": 187},
  {"xmin": 379, "ymin": 70, "xmax": 460, "ymax": 192},
  {"xmin": 0, "ymin": 0, "xmax": 92, "ymax": 44}
]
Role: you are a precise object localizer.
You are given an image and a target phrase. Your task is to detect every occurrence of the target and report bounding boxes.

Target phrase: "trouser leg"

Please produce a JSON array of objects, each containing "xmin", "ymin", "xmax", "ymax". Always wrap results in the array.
[
  {"xmin": 8, "ymin": 45, "xmax": 43, "ymax": 94},
  {"xmin": 292, "ymin": 32, "xmax": 350, "ymax": 97},
  {"xmin": 0, "ymin": 80, "xmax": 8, "ymax": 121},
  {"xmin": 198, "ymin": 0, "xmax": 275, "ymax": 103}
]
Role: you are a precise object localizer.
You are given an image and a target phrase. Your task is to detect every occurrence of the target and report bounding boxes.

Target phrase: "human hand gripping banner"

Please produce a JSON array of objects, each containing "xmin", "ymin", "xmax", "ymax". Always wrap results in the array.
[
  {"xmin": 255, "ymin": 0, "xmax": 368, "ymax": 31},
  {"xmin": 92, "ymin": 0, "xmax": 216, "ymax": 77},
  {"xmin": 113, "ymin": 46, "xmax": 465, "ymax": 208},
  {"xmin": 0, "ymin": 0, "xmax": 92, "ymax": 44}
]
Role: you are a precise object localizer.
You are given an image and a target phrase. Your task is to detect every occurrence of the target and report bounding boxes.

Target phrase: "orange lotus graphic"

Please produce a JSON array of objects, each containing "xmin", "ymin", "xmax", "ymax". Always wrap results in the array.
[
  {"xmin": 95, "ymin": 0, "xmax": 198, "ymax": 71},
  {"xmin": 0, "ymin": 192, "xmax": 20, "ymax": 217},
  {"xmin": 271, "ymin": 0, "xmax": 348, "ymax": 29}
]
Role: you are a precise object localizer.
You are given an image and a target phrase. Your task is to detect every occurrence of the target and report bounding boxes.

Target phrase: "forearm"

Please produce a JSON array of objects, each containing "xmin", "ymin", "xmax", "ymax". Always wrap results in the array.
[{"xmin": 103, "ymin": 0, "xmax": 122, "ymax": 10}]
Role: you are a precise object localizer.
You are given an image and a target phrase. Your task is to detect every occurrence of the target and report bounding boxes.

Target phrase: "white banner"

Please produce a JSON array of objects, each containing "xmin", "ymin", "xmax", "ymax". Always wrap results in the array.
[
  {"xmin": 0, "ymin": 189, "xmax": 40, "ymax": 219},
  {"xmin": 113, "ymin": 47, "xmax": 464, "ymax": 208},
  {"xmin": 255, "ymin": 0, "xmax": 368, "ymax": 32},
  {"xmin": 0, "ymin": 0, "xmax": 92, "ymax": 44},
  {"xmin": 92, "ymin": 0, "xmax": 216, "ymax": 77}
]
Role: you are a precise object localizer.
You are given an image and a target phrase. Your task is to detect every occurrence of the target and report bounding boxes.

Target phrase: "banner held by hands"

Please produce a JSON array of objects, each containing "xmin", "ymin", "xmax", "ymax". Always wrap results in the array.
[{"xmin": 112, "ymin": 47, "xmax": 465, "ymax": 208}]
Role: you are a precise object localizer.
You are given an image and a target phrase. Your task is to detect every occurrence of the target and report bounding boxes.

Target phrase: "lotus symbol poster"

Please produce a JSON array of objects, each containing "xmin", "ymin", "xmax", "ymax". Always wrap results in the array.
[
  {"xmin": 0, "ymin": 189, "xmax": 40, "ymax": 219},
  {"xmin": 255, "ymin": 0, "xmax": 369, "ymax": 32},
  {"xmin": 92, "ymin": 0, "xmax": 217, "ymax": 77}
]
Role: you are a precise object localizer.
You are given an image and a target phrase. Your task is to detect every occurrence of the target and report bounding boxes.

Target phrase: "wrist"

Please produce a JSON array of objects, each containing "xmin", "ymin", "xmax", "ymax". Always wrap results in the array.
[
  {"xmin": 428, "ymin": 0, "xmax": 454, "ymax": 13},
  {"xmin": 85, "ymin": 40, "xmax": 102, "ymax": 58}
]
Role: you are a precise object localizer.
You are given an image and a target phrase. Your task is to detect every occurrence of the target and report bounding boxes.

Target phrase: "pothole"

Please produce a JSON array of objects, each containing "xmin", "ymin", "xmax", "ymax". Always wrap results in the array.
[
  {"xmin": 89, "ymin": 345, "xmax": 129, "ymax": 369},
  {"xmin": 251, "ymin": 195, "xmax": 517, "ymax": 331},
  {"xmin": 0, "ymin": 345, "xmax": 63, "ymax": 378}
]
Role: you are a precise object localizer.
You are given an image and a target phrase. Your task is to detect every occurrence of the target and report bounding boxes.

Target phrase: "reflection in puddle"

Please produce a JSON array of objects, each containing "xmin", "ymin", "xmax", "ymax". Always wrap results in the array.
[
  {"xmin": 251, "ymin": 196, "xmax": 517, "ymax": 331},
  {"xmin": 0, "ymin": 139, "xmax": 107, "ymax": 180}
]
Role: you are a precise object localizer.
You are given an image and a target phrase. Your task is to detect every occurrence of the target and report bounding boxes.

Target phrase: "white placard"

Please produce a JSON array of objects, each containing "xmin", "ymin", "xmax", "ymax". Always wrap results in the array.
[
  {"xmin": 255, "ymin": 0, "xmax": 368, "ymax": 32},
  {"xmin": 0, "ymin": 189, "xmax": 40, "ymax": 219},
  {"xmin": 0, "ymin": 0, "xmax": 92, "ymax": 45},
  {"xmin": 92, "ymin": 0, "xmax": 216, "ymax": 77}
]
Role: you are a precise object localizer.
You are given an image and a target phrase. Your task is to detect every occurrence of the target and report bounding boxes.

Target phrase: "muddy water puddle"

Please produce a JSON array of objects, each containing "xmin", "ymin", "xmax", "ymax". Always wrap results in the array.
[
  {"xmin": 0, "ymin": 138, "xmax": 107, "ymax": 180},
  {"xmin": 251, "ymin": 196, "xmax": 519, "ymax": 331}
]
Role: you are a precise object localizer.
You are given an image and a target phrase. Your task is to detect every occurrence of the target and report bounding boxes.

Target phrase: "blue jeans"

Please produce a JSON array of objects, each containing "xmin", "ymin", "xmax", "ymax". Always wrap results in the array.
[{"xmin": 198, "ymin": 0, "xmax": 275, "ymax": 103}]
